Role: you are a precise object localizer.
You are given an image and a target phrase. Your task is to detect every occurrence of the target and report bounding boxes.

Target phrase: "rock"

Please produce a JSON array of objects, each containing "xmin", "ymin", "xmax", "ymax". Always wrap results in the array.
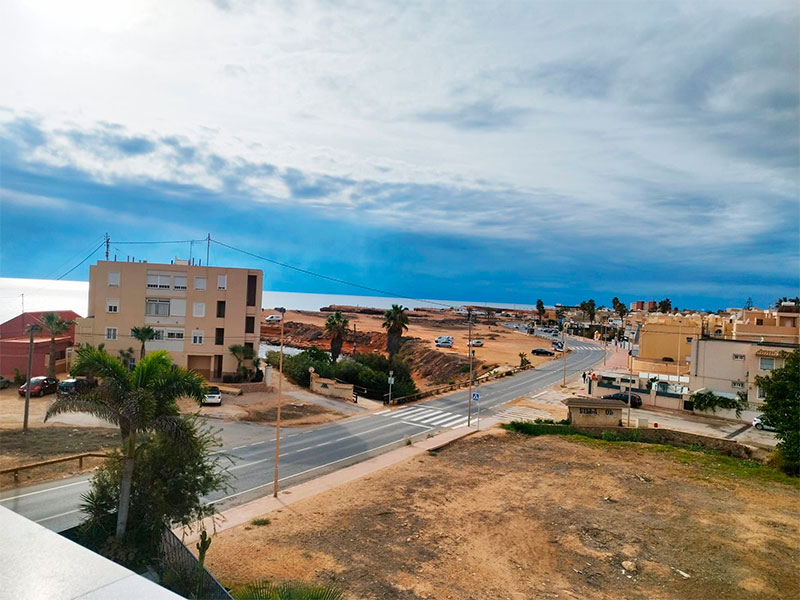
[{"xmin": 622, "ymin": 561, "xmax": 637, "ymax": 572}]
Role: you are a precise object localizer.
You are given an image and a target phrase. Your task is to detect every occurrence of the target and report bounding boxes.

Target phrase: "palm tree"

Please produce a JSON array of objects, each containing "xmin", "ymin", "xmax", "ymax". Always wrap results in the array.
[
  {"xmin": 536, "ymin": 299, "xmax": 545, "ymax": 324},
  {"xmin": 45, "ymin": 346, "xmax": 205, "ymax": 539},
  {"xmin": 118, "ymin": 347, "xmax": 135, "ymax": 370},
  {"xmin": 40, "ymin": 312, "xmax": 76, "ymax": 379},
  {"xmin": 519, "ymin": 352, "xmax": 530, "ymax": 367},
  {"xmin": 382, "ymin": 304, "xmax": 409, "ymax": 361},
  {"xmin": 228, "ymin": 344, "xmax": 255, "ymax": 374},
  {"xmin": 324, "ymin": 311, "xmax": 350, "ymax": 362},
  {"xmin": 131, "ymin": 326, "xmax": 157, "ymax": 360}
]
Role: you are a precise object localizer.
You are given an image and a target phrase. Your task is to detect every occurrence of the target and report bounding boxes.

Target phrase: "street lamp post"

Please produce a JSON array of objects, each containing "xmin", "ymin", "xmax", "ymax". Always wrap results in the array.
[
  {"xmin": 467, "ymin": 309, "xmax": 473, "ymax": 427},
  {"xmin": 273, "ymin": 307, "xmax": 286, "ymax": 498},
  {"xmin": 561, "ymin": 328, "xmax": 568, "ymax": 386},
  {"xmin": 23, "ymin": 323, "xmax": 41, "ymax": 433}
]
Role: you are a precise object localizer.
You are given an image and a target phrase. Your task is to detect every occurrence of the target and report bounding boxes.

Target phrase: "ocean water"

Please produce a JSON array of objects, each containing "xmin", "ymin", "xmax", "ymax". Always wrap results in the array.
[{"xmin": 0, "ymin": 277, "xmax": 539, "ymax": 323}]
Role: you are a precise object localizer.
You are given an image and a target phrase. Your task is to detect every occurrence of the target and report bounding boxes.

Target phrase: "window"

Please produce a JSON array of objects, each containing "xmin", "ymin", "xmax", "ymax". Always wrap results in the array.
[
  {"xmin": 685, "ymin": 337, "xmax": 692, "ymax": 343},
  {"xmin": 105, "ymin": 327, "xmax": 118, "ymax": 340},
  {"xmin": 108, "ymin": 271, "xmax": 120, "ymax": 286},
  {"xmin": 166, "ymin": 330, "xmax": 184, "ymax": 340},
  {"xmin": 192, "ymin": 330, "xmax": 204, "ymax": 345},
  {"xmin": 146, "ymin": 274, "xmax": 171, "ymax": 289},
  {"xmin": 152, "ymin": 329, "xmax": 164, "ymax": 340},
  {"xmin": 107, "ymin": 298, "xmax": 119, "ymax": 313},
  {"xmin": 247, "ymin": 274, "xmax": 257, "ymax": 306},
  {"xmin": 757, "ymin": 386, "xmax": 766, "ymax": 399},
  {"xmin": 173, "ymin": 276, "xmax": 187, "ymax": 290},
  {"xmin": 217, "ymin": 274, "xmax": 227, "ymax": 290},
  {"xmin": 215, "ymin": 328, "xmax": 224, "ymax": 345},
  {"xmin": 146, "ymin": 299, "xmax": 170, "ymax": 316},
  {"xmin": 245, "ymin": 316, "xmax": 255, "ymax": 333},
  {"xmin": 244, "ymin": 341, "xmax": 254, "ymax": 350},
  {"xmin": 216, "ymin": 301, "xmax": 226, "ymax": 318},
  {"xmin": 732, "ymin": 354, "xmax": 745, "ymax": 361},
  {"xmin": 170, "ymin": 299, "xmax": 186, "ymax": 317},
  {"xmin": 732, "ymin": 381, "xmax": 745, "ymax": 389},
  {"xmin": 193, "ymin": 302, "xmax": 205, "ymax": 318},
  {"xmin": 756, "ymin": 318, "xmax": 764, "ymax": 326},
  {"xmin": 194, "ymin": 277, "xmax": 207, "ymax": 291},
  {"xmin": 760, "ymin": 357, "xmax": 774, "ymax": 371}
]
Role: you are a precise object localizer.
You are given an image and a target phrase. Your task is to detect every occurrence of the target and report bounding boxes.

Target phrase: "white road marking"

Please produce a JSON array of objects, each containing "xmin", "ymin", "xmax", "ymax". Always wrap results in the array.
[
  {"xmin": 436, "ymin": 415, "xmax": 469, "ymax": 427},
  {"xmin": 451, "ymin": 423, "xmax": 469, "ymax": 429},
  {"xmin": 375, "ymin": 409, "xmax": 391, "ymax": 415},
  {"xmin": 403, "ymin": 409, "xmax": 442, "ymax": 422},
  {"xmin": 401, "ymin": 421, "xmax": 433, "ymax": 429},
  {"xmin": 0, "ymin": 479, "xmax": 90, "ymax": 503},
  {"xmin": 418, "ymin": 411, "xmax": 455, "ymax": 424},
  {"xmin": 35, "ymin": 509, "xmax": 81, "ymax": 523},
  {"xmin": 389, "ymin": 406, "xmax": 429, "ymax": 419},
  {"xmin": 426, "ymin": 413, "xmax": 462, "ymax": 426}
]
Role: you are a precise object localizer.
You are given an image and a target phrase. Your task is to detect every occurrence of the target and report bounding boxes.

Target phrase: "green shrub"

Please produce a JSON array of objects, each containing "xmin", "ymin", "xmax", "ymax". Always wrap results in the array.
[
  {"xmin": 231, "ymin": 580, "xmax": 344, "ymax": 600},
  {"xmin": 503, "ymin": 421, "xmax": 582, "ymax": 436},
  {"xmin": 13, "ymin": 367, "xmax": 26, "ymax": 385},
  {"xmin": 252, "ymin": 518, "xmax": 271, "ymax": 526}
]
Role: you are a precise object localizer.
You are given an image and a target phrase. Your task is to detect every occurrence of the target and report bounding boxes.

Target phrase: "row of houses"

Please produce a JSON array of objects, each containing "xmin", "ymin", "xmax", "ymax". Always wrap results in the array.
[{"xmin": 0, "ymin": 258, "xmax": 262, "ymax": 381}]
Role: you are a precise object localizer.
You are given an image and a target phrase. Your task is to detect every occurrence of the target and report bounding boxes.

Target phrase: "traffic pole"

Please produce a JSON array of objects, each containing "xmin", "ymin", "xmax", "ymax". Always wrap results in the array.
[{"xmin": 467, "ymin": 309, "xmax": 473, "ymax": 427}]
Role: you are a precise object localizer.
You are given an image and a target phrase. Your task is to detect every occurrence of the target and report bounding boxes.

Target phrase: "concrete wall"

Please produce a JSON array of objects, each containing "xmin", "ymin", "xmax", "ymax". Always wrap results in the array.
[
  {"xmin": 568, "ymin": 406, "xmax": 623, "ymax": 427},
  {"xmin": 310, "ymin": 373, "xmax": 353, "ymax": 400}
]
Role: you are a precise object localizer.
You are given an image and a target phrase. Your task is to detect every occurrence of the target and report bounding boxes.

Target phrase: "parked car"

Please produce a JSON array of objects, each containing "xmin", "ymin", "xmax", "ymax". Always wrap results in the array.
[
  {"xmin": 467, "ymin": 340, "xmax": 484, "ymax": 347},
  {"xmin": 602, "ymin": 392, "xmax": 643, "ymax": 408},
  {"xmin": 265, "ymin": 314, "xmax": 283, "ymax": 322},
  {"xmin": 18, "ymin": 376, "xmax": 58, "ymax": 397},
  {"xmin": 532, "ymin": 348, "xmax": 555, "ymax": 356},
  {"xmin": 0, "ymin": 375, "xmax": 10, "ymax": 389},
  {"xmin": 204, "ymin": 385, "xmax": 223, "ymax": 406},
  {"xmin": 752, "ymin": 415, "xmax": 776, "ymax": 431},
  {"xmin": 435, "ymin": 336, "xmax": 454, "ymax": 348},
  {"xmin": 57, "ymin": 378, "xmax": 96, "ymax": 398}
]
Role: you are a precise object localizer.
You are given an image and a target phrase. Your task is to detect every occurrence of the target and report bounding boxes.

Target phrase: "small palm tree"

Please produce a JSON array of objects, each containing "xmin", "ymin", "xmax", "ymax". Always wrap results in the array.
[
  {"xmin": 131, "ymin": 326, "xmax": 157, "ymax": 360},
  {"xmin": 229, "ymin": 344, "xmax": 255, "ymax": 373},
  {"xmin": 382, "ymin": 304, "xmax": 409, "ymax": 361},
  {"xmin": 519, "ymin": 352, "xmax": 530, "ymax": 367},
  {"xmin": 324, "ymin": 311, "xmax": 350, "ymax": 362},
  {"xmin": 45, "ymin": 346, "xmax": 205, "ymax": 539},
  {"xmin": 40, "ymin": 312, "xmax": 76, "ymax": 379},
  {"xmin": 231, "ymin": 580, "xmax": 343, "ymax": 600}
]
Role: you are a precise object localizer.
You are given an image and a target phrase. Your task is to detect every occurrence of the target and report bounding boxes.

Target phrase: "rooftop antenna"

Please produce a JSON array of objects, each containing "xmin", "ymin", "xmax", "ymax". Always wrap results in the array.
[{"xmin": 104, "ymin": 233, "xmax": 110, "ymax": 260}]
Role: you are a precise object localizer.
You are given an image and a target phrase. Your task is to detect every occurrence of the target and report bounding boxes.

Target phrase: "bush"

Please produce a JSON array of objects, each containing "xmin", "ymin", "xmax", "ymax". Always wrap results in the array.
[
  {"xmin": 222, "ymin": 375, "xmax": 234, "ymax": 383},
  {"xmin": 503, "ymin": 421, "xmax": 582, "ymax": 436},
  {"xmin": 231, "ymin": 580, "xmax": 343, "ymax": 600},
  {"xmin": 13, "ymin": 367, "xmax": 25, "ymax": 385}
]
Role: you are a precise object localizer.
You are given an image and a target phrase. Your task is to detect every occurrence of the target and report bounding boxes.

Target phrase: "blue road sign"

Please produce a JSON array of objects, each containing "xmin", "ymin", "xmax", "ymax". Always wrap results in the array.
[{"xmin": 472, "ymin": 392, "xmax": 480, "ymax": 402}]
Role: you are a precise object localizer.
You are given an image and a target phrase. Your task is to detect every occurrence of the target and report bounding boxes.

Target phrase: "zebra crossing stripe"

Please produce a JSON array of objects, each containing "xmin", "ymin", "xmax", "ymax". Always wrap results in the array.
[
  {"xmin": 426, "ymin": 413, "xmax": 462, "ymax": 426},
  {"xmin": 417, "ymin": 411, "xmax": 454, "ymax": 424},
  {"xmin": 403, "ymin": 409, "xmax": 442, "ymax": 422},
  {"xmin": 438, "ymin": 415, "xmax": 468, "ymax": 428},
  {"xmin": 389, "ymin": 406, "xmax": 427, "ymax": 418}
]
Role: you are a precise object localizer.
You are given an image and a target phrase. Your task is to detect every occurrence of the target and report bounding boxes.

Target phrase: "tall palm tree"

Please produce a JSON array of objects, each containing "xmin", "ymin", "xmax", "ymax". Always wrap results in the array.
[
  {"xmin": 40, "ymin": 312, "xmax": 76, "ymax": 379},
  {"xmin": 536, "ymin": 299, "xmax": 546, "ymax": 324},
  {"xmin": 324, "ymin": 311, "xmax": 350, "ymax": 362},
  {"xmin": 131, "ymin": 326, "xmax": 157, "ymax": 360},
  {"xmin": 45, "ymin": 346, "xmax": 205, "ymax": 539},
  {"xmin": 382, "ymin": 304, "xmax": 409, "ymax": 361}
]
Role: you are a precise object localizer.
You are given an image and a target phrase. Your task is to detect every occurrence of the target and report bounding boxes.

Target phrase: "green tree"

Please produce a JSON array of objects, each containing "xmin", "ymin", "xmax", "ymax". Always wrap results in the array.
[
  {"xmin": 690, "ymin": 389, "xmax": 748, "ymax": 417},
  {"xmin": 45, "ymin": 346, "xmax": 206, "ymax": 539},
  {"xmin": 131, "ymin": 326, "xmax": 157, "ymax": 360},
  {"xmin": 579, "ymin": 300, "xmax": 596, "ymax": 323},
  {"xmin": 382, "ymin": 304, "xmax": 409, "ymax": 361},
  {"xmin": 229, "ymin": 343, "xmax": 255, "ymax": 374},
  {"xmin": 324, "ymin": 311, "xmax": 350, "ymax": 363},
  {"xmin": 775, "ymin": 296, "xmax": 800, "ymax": 309},
  {"xmin": 232, "ymin": 581, "xmax": 343, "ymax": 600},
  {"xmin": 118, "ymin": 347, "xmax": 135, "ymax": 371},
  {"xmin": 756, "ymin": 348, "xmax": 800, "ymax": 476},
  {"xmin": 658, "ymin": 298, "xmax": 672, "ymax": 313},
  {"xmin": 536, "ymin": 299, "xmax": 545, "ymax": 323},
  {"xmin": 40, "ymin": 312, "xmax": 76, "ymax": 379}
]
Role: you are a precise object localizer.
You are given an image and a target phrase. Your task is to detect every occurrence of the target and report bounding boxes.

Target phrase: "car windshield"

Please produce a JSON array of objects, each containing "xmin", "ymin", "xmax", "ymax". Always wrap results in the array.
[
  {"xmin": 208, "ymin": 386, "xmax": 220, "ymax": 393},
  {"xmin": 30, "ymin": 377, "xmax": 46, "ymax": 384}
]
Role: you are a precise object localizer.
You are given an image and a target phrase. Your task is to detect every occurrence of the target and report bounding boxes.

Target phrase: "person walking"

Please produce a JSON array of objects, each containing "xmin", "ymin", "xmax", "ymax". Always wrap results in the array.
[{"xmin": 582, "ymin": 371, "xmax": 587, "ymax": 383}]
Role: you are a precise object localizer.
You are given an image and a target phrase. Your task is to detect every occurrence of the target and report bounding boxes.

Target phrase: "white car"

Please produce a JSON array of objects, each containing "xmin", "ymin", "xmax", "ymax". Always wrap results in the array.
[
  {"xmin": 467, "ymin": 340, "xmax": 484, "ymax": 347},
  {"xmin": 204, "ymin": 386, "xmax": 222, "ymax": 406},
  {"xmin": 265, "ymin": 314, "xmax": 282, "ymax": 322},
  {"xmin": 752, "ymin": 415, "xmax": 776, "ymax": 431}
]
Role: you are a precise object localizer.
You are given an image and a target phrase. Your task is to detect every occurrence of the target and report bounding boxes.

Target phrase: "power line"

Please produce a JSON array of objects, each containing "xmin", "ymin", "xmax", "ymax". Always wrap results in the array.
[
  {"xmin": 56, "ymin": 240, "xmax": 107, "ymax": 280},
  {"xmin": 210, "ymin": 238, "xmax": 452, "ymax": 308},
  {"xmin": 114, "ymin": 239, "xmax": 206, "ymax": 245}
]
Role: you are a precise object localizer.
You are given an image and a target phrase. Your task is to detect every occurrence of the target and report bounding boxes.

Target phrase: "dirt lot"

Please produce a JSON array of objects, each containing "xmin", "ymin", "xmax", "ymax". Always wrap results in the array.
[
  {"xmin": 0, "ymin": 427, "xmax": 117, "ymax": 490},
  {"xmin": 205, "ymin": 431, "xmax": 799, "ymax": 600}
]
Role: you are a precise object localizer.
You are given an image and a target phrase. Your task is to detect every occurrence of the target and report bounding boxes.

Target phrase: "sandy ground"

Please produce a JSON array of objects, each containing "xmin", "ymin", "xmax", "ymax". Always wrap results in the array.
[
  {"xmin": 283, "ymin": 310, "xmax": 559, "ymax": 370},
  {"xmin": 179, "ymin": 376, "xmax": 353, "ymax": 427},
  {"xmin": 204, "ymin": 430, "xmax": 799, "ymax": 600}
]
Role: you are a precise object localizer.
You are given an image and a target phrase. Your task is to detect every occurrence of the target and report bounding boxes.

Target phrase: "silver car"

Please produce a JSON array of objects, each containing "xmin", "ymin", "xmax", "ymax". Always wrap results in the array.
[
  {"xmin": 752, "ymin": 415, "xmax": 776, "ymax": 431},
  {"xmin": 204, "ymin": 385, "xmax": 223, "ymax": 406}
]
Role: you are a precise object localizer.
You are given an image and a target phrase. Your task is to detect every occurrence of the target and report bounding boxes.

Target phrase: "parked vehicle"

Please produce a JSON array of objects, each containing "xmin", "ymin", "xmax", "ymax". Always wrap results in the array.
[
  {"xmin": 204, "ymin": 385, "xmax": 223, "ymax": 406},
  {"xmin": 602, "ymin": 392, "xmax": 643, "ymax": 408},
  {"xmin": 57, "ymin": 378, "xmax": 96, "ymax": 398},
  {"xmin": 18, "ymin": 376, "xmax": 58, "ymax": 397},
  {"xmin": 435, "ymin": 336, "xmax": 454, "ymax": 348},
  {"xmin": 467, "ymin": 340, "xmax": 484, "ymax": 347},
  {"xmin": 532, "ymin": 348, "xmax": 555, "ymax": 356},
  {"xmin": 0, "ymin": 375, "xmax": 10, "ymax": 389},
  {"xmin": 752, "ymin": 415, "xmax": 776, "ymax": 431},
  {"xmin": 265, "ymin": 314, "xmax": 282, "ymax": 322}
]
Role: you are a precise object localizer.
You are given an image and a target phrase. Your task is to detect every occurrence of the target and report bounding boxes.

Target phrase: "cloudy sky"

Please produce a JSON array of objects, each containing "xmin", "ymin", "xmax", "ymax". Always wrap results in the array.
[{"xmin": 0, "ymin": 0, "xmax": 797, "ymax": 310}]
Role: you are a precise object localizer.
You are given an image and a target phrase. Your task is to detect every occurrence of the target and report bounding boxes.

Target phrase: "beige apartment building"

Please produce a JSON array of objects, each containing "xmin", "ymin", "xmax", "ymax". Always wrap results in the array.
[
  {"xmin": 633, "ymin": 314, "xmax": 703, "ymax": 375},
  {"xmin": 689, "ymin": 337, "xmax": 796, "ymax": 407},
  {"xmin": 75, "ymin": 259, "xmax": 262, "ymax": 380}
]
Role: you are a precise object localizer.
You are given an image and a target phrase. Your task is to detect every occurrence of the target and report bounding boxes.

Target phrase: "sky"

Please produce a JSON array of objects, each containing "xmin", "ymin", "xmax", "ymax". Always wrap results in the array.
[{"xmin": 0, "ymin": 0, "xmax": 798, "ymax": 311}]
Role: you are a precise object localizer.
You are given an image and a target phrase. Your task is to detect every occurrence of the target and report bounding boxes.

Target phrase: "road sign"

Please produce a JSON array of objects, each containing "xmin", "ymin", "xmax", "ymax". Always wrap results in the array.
[
  {"xmin": 472, "ymin": 392, "xmax": 480, "ymax": 402},
  {"xmin": 388, "ymin": 377, "xmax": 394, "ymax": 385}
]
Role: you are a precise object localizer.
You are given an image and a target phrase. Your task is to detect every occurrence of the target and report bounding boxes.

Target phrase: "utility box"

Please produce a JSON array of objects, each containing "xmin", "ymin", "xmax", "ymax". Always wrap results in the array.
[{"xmin": 637, "ymin": 418, "xmax": 648, "ymax": 429}]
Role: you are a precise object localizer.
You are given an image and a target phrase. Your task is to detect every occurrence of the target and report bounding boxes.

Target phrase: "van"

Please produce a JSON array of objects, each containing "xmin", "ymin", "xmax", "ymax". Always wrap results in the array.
[{"xmin": 265, "ymin": 314, "xmax": 282, "ymax": 322}]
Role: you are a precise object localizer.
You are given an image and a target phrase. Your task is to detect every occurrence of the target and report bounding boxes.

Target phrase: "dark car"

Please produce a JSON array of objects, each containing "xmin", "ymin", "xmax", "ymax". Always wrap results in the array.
[
  {"xmin": 532, "ymin": 348, "xmax": 555, "ymax": 356},
  {"xmin": 57, "ymin": 378, "xmax": 96, "ymax": 398},
  {"xmin": 18, "ymin": 376, "xmax": 58, "ymax": 397},
  {"xmin": 602, "ymin": 392, "xmax": 642, "ymax": 408},
  {"xmin": 0, "ymin": 375, "xmax": 10, "ymax": 389}
]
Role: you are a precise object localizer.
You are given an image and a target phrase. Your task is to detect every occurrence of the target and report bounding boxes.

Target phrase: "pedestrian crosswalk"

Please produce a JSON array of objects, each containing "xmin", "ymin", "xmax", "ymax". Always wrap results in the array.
[
  {"xmin": 383, "ymin": 405, "xmax": 470, "ymax": 429},
  {"xmin": 492, "ymin": 407, "xmax": 552, "ymax": 422},
  {"xmin": 566, "ymin": 345, "xmax": 604, "ymax": 351}
]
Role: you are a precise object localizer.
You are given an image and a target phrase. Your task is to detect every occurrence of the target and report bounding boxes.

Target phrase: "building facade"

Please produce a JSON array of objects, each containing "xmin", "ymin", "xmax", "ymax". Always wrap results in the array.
[
  {"xmin": 76, "ymin": 259, "xmax": 262, "ymax": 380},
  {"xmin": 0, "ymin": 311, "xmax": 80, "ymax": 378},
  {"xmin": 634, "ymin": 314, "xmax": 702, "ymax": 376}
]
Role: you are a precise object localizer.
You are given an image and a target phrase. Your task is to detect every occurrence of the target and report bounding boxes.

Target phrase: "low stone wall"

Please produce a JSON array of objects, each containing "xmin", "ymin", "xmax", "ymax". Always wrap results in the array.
[
  {"xmin": 218, "ymin": 381, "xmax": 272, "ymax": 395},
  {"xmin": 310, "ymin": 373, "xmax": 353, "ymax": 400}
]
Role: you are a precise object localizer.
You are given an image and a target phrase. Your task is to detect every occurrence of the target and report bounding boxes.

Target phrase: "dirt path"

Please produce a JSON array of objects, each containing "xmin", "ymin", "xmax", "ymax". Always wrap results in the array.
[{"xmin": 205, "ymin": 431, "xmax": 799, "ymax": 600}]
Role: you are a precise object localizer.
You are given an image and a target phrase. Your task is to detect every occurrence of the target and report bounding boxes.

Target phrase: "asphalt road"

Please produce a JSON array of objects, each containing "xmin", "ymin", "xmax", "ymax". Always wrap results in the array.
[{"xmin": 0, "ymin": 338, "xmax": 605, "ymax": 532}]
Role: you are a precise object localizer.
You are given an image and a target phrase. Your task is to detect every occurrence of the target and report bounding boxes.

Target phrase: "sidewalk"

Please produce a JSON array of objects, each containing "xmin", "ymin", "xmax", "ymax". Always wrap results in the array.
[{"xmin": 180, "ymin": 425, "xmax": 477, "ymax": 543}]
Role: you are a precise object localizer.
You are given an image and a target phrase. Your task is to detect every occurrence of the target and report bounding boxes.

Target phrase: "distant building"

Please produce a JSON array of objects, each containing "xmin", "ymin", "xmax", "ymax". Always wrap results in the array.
[
  {"xmin": 0, "ymin": 310, "xmax": 81, "ymax": 378},
  {"xmin": 75, "ymin": 259, "xmax": 262, "ymax": 380},
  {"xmin": 634, "ymin": 314, "xmax": 702, "ymax": 376}
]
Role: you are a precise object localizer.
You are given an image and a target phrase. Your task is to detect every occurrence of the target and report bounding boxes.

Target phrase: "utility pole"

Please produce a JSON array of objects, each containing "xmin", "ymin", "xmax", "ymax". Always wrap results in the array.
[
  {"xmin": 206, "ymin": 233, "xmax": 211, "ymax": 266},
  {"xmin": 273, "ymin": 307, "xmax": 286, "ymax": 498},
  {"xmin": 23, "ymin": 323, "xmax": 41, "ymax": 433},
  {"xmin": 627, "ymin": 350, "xmax": 633, "ymax": 427},
  {"xmin": 561, "ymin": 328, "xmax": 568, "ymax": 386},
  {"xmin": 467, "ymin": 308, "xmax": 473, "ymax": 427},
  {"xmin": 104, "ymin": 233, "xmax": 110, "ymax": 260},
  {"xmin": 20, "ymin": 293, "xmax": 24, "ymax": 314},
  {"xmin": 602, "ymin": 321, "xmax": 607, "ymax": 366},
  {"xmin": 353, "ymin": 323, "xmax": 357, "ymax": 356}
]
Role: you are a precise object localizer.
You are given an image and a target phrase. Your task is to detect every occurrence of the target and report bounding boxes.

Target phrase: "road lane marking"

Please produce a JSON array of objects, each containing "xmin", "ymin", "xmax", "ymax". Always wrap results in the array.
[
  {"xmin": 389, "ymin": 406, "xmax": 429, "ymax": 418},
  {"xmin": 401, "ymin": 421, "xmax": 433, "ymax": 429},
  {"xmin": 435, "ymin": 415, "xmax": 468, "ymax": 427},
  {"xmin": 531, "ymin": 391, "xmax": 547, "ymax": 398},
  {"xmin": 426, "ymin": 413, "xmax": 462, "ymax": 425},
  {"xmin": 375, "ymin": 409, "xmax": 391, "ymax": 415},
  {"xmin": 0, "ymin": 479, "xmax": 90, "ymax": 503},
  {"xmin": 403, "ymin": 409, "xmax": 442, "ymax": 422},
  {"xmin": 35, "ymin": 509, "xmax": 81, "ymax": 523}
]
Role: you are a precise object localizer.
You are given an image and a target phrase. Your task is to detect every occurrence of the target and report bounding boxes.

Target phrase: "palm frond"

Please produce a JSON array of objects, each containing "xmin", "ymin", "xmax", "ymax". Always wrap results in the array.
[
  {"xmin": 133, "ymin": 350, "xmax": 173, "ymax": 388},
  {"xmin": 72, "ymin": 346, "xmax": 131, "ymax": 387},
  {"xmin": 231, "ymin": 580, "xmax": 344, "ymax": 600},
  {"xmin": 45, "ymin": 391, "xmax": 122, "ymax": 426}
]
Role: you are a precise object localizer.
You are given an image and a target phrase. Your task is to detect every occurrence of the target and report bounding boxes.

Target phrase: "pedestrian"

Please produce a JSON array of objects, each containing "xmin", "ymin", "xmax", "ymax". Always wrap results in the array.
[{"xmin": 582, "ymin": 371, "xmax": 586, "ymax": 383}]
